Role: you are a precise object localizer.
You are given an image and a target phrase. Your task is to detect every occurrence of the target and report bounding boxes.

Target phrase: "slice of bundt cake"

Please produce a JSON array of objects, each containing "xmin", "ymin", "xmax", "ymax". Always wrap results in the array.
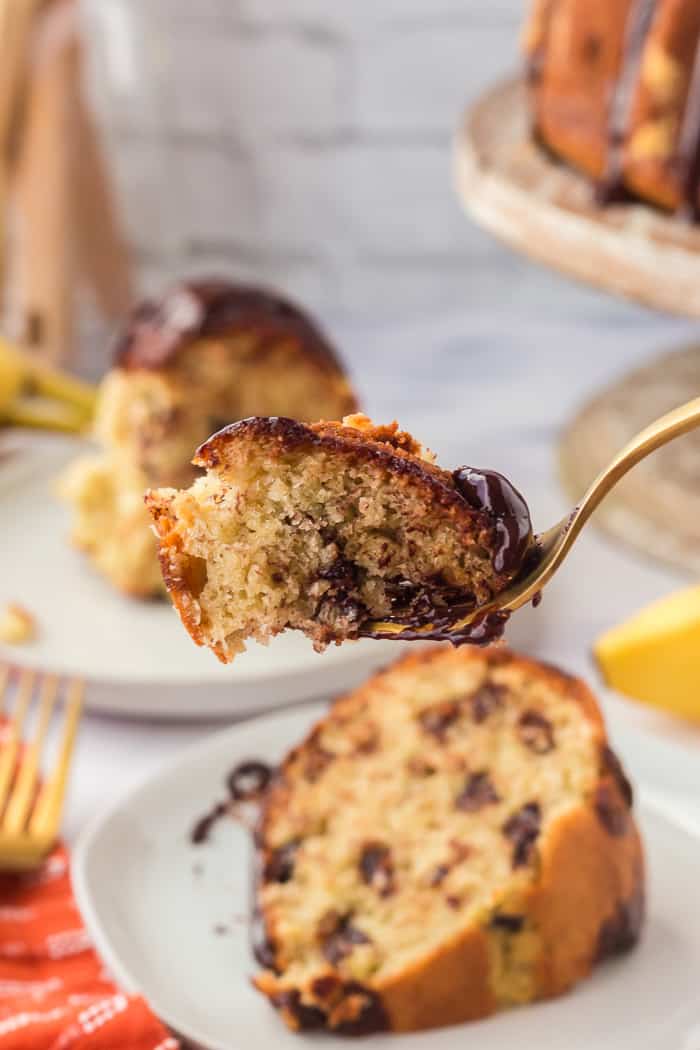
[
  {"xmin": 523, "ymin": 0, "xmax": 700, "ymax": 215},
  {"xmin": 145, "ymin": 414, "xmax": 533, "ymax": 661},
  {"xmin": 253, "ymin": 646, "xmax": 644, "ymax": 1035},
  {"xmin": 60, "ymin": 280, "xmax": 357, "ymax": 597}
]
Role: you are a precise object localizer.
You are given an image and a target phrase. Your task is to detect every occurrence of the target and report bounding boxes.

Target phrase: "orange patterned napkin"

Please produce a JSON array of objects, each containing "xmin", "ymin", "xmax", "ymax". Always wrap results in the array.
[{"xmin": 0, "ymin": 845, "xmax": 178, "ymax": 1049}]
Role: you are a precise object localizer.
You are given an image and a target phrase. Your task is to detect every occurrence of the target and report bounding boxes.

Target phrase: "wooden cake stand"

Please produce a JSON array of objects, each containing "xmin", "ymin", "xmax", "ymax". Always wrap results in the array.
[
  {"xmin": 455, "ymin": 78, "xmax": 700, "ymax": 575},
  {"xmin": 454, "ymin": 77, "xmax": 700, "ymax": 320}
]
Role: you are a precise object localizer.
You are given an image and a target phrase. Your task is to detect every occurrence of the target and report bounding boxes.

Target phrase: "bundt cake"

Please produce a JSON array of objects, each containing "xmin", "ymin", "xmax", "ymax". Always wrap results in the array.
[
  {"xmin": 523, "ymin": 0, "xmax": 700, "ymax": 215},
  {"xmin": 145, "ymin": 414, "xmax": 533, "ymax": 662},
  {"xmin": 59, "ymin": 280, "xmax": 357, "ymax": 597},
  {"xmin": 253, "ymin": 646, "xmax": 644, "ymax": 1035}
]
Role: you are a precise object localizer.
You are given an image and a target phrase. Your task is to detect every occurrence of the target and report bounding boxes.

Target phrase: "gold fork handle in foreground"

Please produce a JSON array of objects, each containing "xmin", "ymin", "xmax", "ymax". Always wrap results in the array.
[{"xmin": 366, "ymin": 395, "xmax": 700, "ymax": 638}]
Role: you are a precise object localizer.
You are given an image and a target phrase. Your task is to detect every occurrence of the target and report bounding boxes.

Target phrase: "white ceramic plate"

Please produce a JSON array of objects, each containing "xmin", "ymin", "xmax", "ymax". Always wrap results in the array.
[
  {"xmin": 73, "ymin": 703, "xmax": 700, "ymax": 1050},
  {"xmin": 0, "ymin": 433, "xmax": 403, "ymax": 718}
]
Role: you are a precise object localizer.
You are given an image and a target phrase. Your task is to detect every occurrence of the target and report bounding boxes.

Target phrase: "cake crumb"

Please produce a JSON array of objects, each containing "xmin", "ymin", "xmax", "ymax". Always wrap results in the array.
[{"xmin": 0, "ymin": 603, "xmax": 37, "ymax": 644}]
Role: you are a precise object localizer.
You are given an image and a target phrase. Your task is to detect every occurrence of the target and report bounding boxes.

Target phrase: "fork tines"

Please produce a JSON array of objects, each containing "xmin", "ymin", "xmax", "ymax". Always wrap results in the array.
[{"xmin": 0, "ymin": 665, "xmax": 83, "ymax": 866}]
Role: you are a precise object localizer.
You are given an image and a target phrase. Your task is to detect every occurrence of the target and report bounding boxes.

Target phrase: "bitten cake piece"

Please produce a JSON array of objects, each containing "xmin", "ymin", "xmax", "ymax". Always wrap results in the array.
[
  {"xmin": 254, "ymin": 647, "xmax": 644, "ymax": 1035},
  {"xmin": 60, "ymin": 280, "xmax": 357, "ymax": 597},
  {"xmin": 146, "ymin": 414, "xmax": 533, "ymax": 661}
]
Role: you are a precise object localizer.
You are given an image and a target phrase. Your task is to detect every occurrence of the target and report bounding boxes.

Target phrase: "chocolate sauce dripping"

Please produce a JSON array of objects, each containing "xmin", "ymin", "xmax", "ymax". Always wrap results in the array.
[
  {"xmin": 190, "ymin": 802, "xmax": 230, "ymax": 846},
  {"xmin": 452, "ymin": 467, "xmax": 532, "ymax": 576},
  {"xmin": 596, "ymin": 0, "xmax": 658, "ymax": 205},
  {"xmin": 675, "ymin": 35, "xmax": 700, "ymax": 220},
  {"xmin": 366, "ymin": 607, "xmax": 511, "ymax": 646},
  {"xmin": 189, "ymin": 759, "xmax": 273, "ymax": 845},
  {"xmin": 188, "ymin": 759, "xmax": 279, "ymax": 969}
]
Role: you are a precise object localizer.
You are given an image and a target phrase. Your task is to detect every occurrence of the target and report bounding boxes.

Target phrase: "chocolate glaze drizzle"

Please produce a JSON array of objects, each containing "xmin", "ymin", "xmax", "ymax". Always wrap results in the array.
[
  {"xmin": 189, "ymin": 758, "xmax": 274, "ymax": 846},
  {"xmin": 114, "ymin": 279, "xmax": 344, "ymax": 376},
  {"xmin": 596, "ymin": 0, "xmax": 658, "ymax": 206},
  {"xmin": 677, "ymin": 37, "xmax": 700, "ymax": 221},
  {"xmin": 452, "ymin": 466, "xmax": 532, "ymax": 576}
]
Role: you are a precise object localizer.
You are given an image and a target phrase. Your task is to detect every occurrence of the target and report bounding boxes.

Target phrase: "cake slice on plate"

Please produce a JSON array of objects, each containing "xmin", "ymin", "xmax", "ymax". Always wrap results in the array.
[
  {"xmin": 253, "ymin": 646, "xmax": 644, "ymax": 1035},
  {"xmin": 60, "ymin": 279, "xmax": 357, "ymax": 597},
  {"xmin": 146, "ymin": 414, "xmax": 533, "ymax": 662}
]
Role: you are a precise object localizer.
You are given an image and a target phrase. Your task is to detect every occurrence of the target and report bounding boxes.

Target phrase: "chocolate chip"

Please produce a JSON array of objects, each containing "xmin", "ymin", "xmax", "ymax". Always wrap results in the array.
[
  {"xmin": 315, "ymin": 557, "xmax": 366, "ymax": 630},
  {"xmin": 596, "ymin": 889, "xmax": 645, "ymax": 960},
  {"xmin": 271, "ymin": 989, "xmax": 326, "ymax": 1030},
  {"xmin": 490, "ymin": 913, "xmax": 524, "ymax": 932},
  {"xmin": 319, "ymin": 557, "xmax": 360, "ymax": 590},
  {"xmin": 502, "ymin": 802, "xmax": 541, "ymax": 867},
  {"xmin": 582, "ymin": 33, "xmax": 602, "ymax": 64},
  {"xmin": 445, "ymin": 895, "xmax": 462, "ymax": 910},
  {"xmin": 251, "ymin": 923, "xmax": 277, "ymax": 970},
  {"xmin": 456, "ymin": 771, "xmax": 501, "ymax": 812},
  {"xmin": 264, "ymin": 840, "xmax": 299, "ymax": 883},
  {"xmin": 311, "ymin": 975, "xmax": 341, "ymax": 999},
  {"xmin": 594, "ymin": 782, "xmax": 628, "ymax": 837},
  {"xmin": 318, "ymin": 912, "xmax": 371, "ymax": 966},
  {"xmin": 470, "ymin": 682, "xmax": 506, "ymax": 723},
  {"xmin": 517, "ymin": 710, "xmax": 555, "ymax": 754},
  {"xmin": 407, "ymin": 756, "xmax": 436, "ymax": 776},
  {"xmin": 429, "ymin": 863, "xmax": 450, "ymax": 887},
  {"xmin": 418, "ymin": 700, "xmax": 459, "ymax": 740},
  {"xmin": 227, "ymin": 760, "xmax": 273, "ymax": 801},
  {"xmin": 333, "ymin": 982, "xmax": 390, "ymax": 1036},
  {"xmin": 303, "ymin": 739, "xmax": 335, "ymax": 783},
  {"xmin": 354, "ymin": 728, "xmax": 379, "ymax": 755},
  {"xmin": 359, "ymin": 842, "xmax": 396, "ymax": 897},
  {"xmin": 601, "ymin": 746, "xmax": 633, "ymax": 808}
]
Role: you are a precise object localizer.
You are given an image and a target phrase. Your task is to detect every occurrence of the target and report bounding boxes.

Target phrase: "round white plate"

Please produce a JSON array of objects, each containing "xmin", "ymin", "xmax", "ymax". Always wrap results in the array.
[
  {"xmin": 73, "ymin": 703, "xmax": 700, "ymax": 1050},
  {"xmin": 0, "ymin": 434, "xmax": 401, "ymax": 719}
]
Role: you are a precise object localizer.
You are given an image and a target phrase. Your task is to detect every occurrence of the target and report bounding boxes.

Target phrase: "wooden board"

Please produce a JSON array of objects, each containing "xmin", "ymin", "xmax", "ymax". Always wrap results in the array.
[
  {"xmin": 454, "ymin": 78, "xmax": 700, "ymax": 319},
  {"xmin": 560, "ymin": 344, "xmax": 700, "ymax": 577}
]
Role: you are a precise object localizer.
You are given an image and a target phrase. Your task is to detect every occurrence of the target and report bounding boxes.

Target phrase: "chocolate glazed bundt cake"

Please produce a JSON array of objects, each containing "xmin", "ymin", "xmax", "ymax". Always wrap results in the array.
[
  {"xmin": 253, "ymin": 647, "xmax": 644, "ymax": 1035},
  {"xmin": 146, "ymin": 414, "xmax": 533, "ymax": 661},
  {"xmin": 523, "ymin": 0, "xmax": 700, "ymax": 215},
  {"xmin": 60, "ymin": 280, "xmax": 357, "ymax": 597}
]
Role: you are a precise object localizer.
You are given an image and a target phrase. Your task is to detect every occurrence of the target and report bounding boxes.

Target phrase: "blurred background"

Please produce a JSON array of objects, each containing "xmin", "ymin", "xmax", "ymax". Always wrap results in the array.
[
  {"xmin": 82, "ymin": 0, "xmax": 525, "ymax": 318},
  {"xmin": 4, "ymin": 0, "xmax": 627, "ymax": 376}
]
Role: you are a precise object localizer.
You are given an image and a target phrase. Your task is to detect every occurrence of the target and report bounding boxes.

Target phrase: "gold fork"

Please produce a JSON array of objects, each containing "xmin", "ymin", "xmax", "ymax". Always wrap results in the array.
[
  {"xmin": 366, "ymin": 396, "xmax": 700, "ymax": 640},
  {"xmin": 0, "ymin": 665, "xmax": 83, "ymax": 870}
]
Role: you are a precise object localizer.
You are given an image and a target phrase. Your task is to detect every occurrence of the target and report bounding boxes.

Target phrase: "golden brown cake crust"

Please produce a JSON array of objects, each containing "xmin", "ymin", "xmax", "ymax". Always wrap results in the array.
[
  {"xmin": 253, "ymin": 647, "xmax": 644, "ymax": 1035},
  {"xmin": 114, "ymin": 278, "xmax": 348, "ymax": 379},
  {"xmin": 197, "ymin": 416, "xmax": 473, "ymax": 509}
]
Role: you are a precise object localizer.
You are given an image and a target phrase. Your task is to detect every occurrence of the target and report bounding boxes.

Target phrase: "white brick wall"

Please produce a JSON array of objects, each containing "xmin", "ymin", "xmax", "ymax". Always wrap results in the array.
[{"xmin": 81, "ymin": 0, "xmax": 531, "ymax": 318}]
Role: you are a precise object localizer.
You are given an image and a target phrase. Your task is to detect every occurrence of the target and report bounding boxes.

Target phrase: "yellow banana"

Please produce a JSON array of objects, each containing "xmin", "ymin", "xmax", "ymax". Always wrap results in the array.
[
  {"xmin": 0, "ymin": 344, "xmax": 25, "ymax": 412},
  {"xmin": 0, "ymin": 337, "xmax": 97, "ymax": 432}
]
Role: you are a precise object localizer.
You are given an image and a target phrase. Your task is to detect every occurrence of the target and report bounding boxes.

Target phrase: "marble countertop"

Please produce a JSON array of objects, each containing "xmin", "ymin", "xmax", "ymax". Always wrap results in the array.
[{"xmin": 59, "ymin": 292, "xmax": 700, "ymax": 842}]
